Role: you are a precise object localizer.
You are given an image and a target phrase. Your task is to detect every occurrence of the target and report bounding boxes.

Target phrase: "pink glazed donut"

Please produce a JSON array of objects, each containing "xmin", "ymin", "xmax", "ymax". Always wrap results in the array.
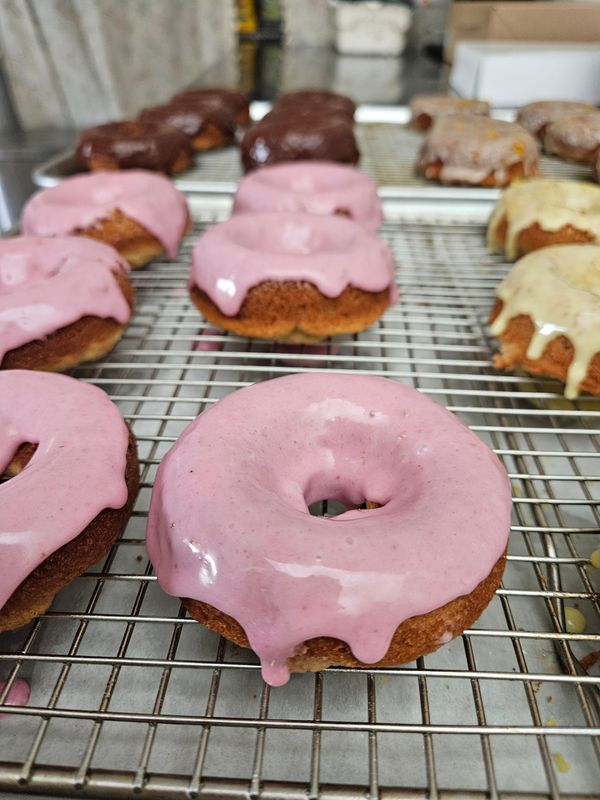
[
  {"xmin": 147, "ymin": 373, "xmax": 512, "ymax": 686},
  {"xmin": 22, "ymin": 171, "xmax": 189, "ymax": 268},
  {"xmin": 232, "ymin": 162, "xmax": 383, "ymax": 232},
  {"xmin": 0, "ymin": 370, "xmax": 139, "ymax": 632},
  {"xmin": 0, "ymin": 236, "xmax": 134, "ymax": 371},
  {"xmin": 189, "ymin": 211, "xmax": 396, "ymax": 342}
]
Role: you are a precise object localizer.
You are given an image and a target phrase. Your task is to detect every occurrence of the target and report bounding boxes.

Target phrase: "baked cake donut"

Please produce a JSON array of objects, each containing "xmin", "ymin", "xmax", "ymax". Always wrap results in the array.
[
  {"xmin": 490, "ymin": 244, "xmax": 600, "ymax": 398},
  {"xmin": 418, "ymin": 115, "xmax": 540, "ymax": 187},
  {"xmin": 544, "ymin": 110, "xmax": 600, "ymax": 163},
  {"xmin": 171, "ymin": 88, "xmax": 250, "ymax": 126},
  {"xmin": 233, "ymin": 162, "xmax": 383, "ymax": 232},
  {"xmin": 0, "ymin": 237, "xmax": 133, "ymax": 371},
  {"xmin": 409, "ymin": 94, "xmax": 490, "ymax": 131},
  {"xmin": 75, "ymin": 121, "xmax": 192, "ymax": 174},
  {"xmin": 0, "ymin": 370, "xmax": 139, "ymax": 632},
  {"xmin": 147, "ymin": 373, "xmax": 512, "ymax": 686},
  {"xmin": 488, "ymin": 180, "xmax": 600, "ymax": 260},
  {"xmin": 22, "ymin": 171, "xmax": 189, "ymax": 269},
  {"xmin": 516, "ymin": 101, "xmax": 594, "ymax": 140},
  {"xmin": 138, "ymin": 103, "xmax": 236, "ymax": 151},
  {"xmin": 189, "ymin": 211, "xmax": 395, "ymax": 342},
  {"xmin": 274, "ymin": 89, "xmax": 356, "ymax": 122},
  {"xmin": 241, "ymin": 117, "xmax": 359, "ymax": 171}
]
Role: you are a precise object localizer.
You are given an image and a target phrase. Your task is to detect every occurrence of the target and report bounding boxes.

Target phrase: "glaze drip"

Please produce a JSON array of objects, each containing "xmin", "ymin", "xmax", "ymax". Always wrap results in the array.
[
  {"xmin": 419, "ymin": 115, "xmax": 539, "ymax": 184},
  {"xmin": 488, "ymin": 180, "xmax": 600, "ymax": 260},
  {"xmin": 491, "ymin": 244, "xmax": 600, "ymax": 398},
  {"xmin": 147, "ymin": 373, "xmax": 512, "ymax": 686},
  {"xmin": 190, "ymin": 211, "xmax": 396, "ymax": 316},
  {"xmin": 22, "ymin": 171, "xmax": 189, "ymax": 257},
  {"xmin": 0, "ymin": 236, "xmax": 131, "ymax": 362},
  {"xmin": 0, "ymin": 370, "xmax": 130, "ymax": 611}
]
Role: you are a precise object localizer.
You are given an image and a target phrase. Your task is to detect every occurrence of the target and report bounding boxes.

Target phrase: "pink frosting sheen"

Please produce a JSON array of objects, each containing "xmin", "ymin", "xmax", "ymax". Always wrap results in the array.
[
  {"xmin": 0, "ymin": 370, "xmax": 130, "ymax": 612},
  {"xmin": 147, "ymin": 373, "xmax": 512, "ymax": 686},
  {"xmin": 190, "ymin": 212, "xmax": 396, "ymax": 316},
  {"xmin": 0, "ymin": 679, "xmax": 30, "ymax": 719},
  {"xmin": 21, "ymin": 171, "xmax": 189, "ymax": 257},
  {"xmin": 0, "ymin": 236, "xmax": 131, "ymax": 362},
  {"xmin": 232, "ymin": 161, "xmax": 383, "ymax": 232}
]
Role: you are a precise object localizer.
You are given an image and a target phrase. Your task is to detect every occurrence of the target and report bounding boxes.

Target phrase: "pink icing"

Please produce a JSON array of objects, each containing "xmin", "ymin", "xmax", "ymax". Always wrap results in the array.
[
  {"xmin": 21, "ymin": 171, "xmax": 189, "ymax": 258},
  {"xmin": 232, "ymin": 162, "xmax": 383, "ymax": 232},
  {"xmin": 0, "ymin": 236, "xmax": 131, "ymax": 363},
  {"xmin": 195, "ymin": 327, "xmax": 224, "ymax": 352},
  {"xmin": 0, "ymin": 678, "xmax": 30, "ymax": 719},
  {"xmin": 0, "ymin": 370, "xmax": 130, "ymax": 612},
  {"xmin": 190, "ymin": 212, "xmax": 396, "ymax": 316},
  {"xmin": 147, "ymin": 373, "xmax": 512, "ymax": 686}
]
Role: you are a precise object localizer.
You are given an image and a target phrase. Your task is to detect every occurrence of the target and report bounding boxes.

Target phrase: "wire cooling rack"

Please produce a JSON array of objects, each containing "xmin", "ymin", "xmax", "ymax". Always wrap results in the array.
[{"xmin": 1, "ymin": 207, "xmax": 600, "ymax": 800}]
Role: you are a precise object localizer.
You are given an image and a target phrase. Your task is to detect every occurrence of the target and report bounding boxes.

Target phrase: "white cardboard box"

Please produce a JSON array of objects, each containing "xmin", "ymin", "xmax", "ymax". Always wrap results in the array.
[{"xmin": 449, "ymin": 41, "xmax": 600, "ymax": 106}]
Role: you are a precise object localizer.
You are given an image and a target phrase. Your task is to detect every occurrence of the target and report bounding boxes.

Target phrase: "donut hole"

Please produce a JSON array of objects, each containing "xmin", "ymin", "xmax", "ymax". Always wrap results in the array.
[
  {"xmin": 1, "ymin": 442, "xmax": 37, "ymax": 482},
  {"xmin": 308, "ymin": 498, "xmax": 381, "ymax": 518}
]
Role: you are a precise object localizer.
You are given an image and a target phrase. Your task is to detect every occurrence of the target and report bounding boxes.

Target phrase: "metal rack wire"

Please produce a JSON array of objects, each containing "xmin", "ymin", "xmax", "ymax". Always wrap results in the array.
[{"xmin": 1, "ymin": 208, "xmax": 599, "ymax": 799}]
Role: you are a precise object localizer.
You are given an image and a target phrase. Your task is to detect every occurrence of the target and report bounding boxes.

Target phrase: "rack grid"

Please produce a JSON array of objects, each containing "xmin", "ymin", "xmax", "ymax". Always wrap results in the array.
[{"xmin": 1, "ymin": 209, "xmax": 599, "ymax": 800}]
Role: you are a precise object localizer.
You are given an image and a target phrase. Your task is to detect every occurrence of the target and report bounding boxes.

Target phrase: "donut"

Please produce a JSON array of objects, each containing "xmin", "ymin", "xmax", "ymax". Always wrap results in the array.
[
  {"xmin": 409, "ymin": 95, "xmax": 490, "ymax": 131},
  {"xmin": 171, "ymin": 88, "xmax": 250, "ymax": 125},
  {"xmin": 232, "ymin": 162, "xmax": 383, "ymax": 232},
  {"xmin": 138, "ymin": 102, "xmax": 236, "ymax": 151},
  {"xmin": 0, "ymin": 236, "xmax": 133, "ymax": 371},
  {"xmin": 544, "ymin": 110, "xmax": 600, "ymax": 163},
  {"xmin": 147, "ymin": 373, "xmax": 511, "ymax": 686},
  {"xmin": 0, "ymin": 370, "xmax": 139, "ymax": 632},
  {"xmin": 75, "ymin": 120, "xmax": 193, "ymax": 174},
  {"xmin": 274, "ymin": 90, "xmax": 356, "ymax": 122},
  {"xmin": 189, "ymin": 211, "xmax": 395, "ymax": 342},
  {"xmin": 241, "ymin": 117, "xmax": 359, "ymax": 171},
  {"xmin": 595, "ymin": 151, "xmax": 600, "ymax": 185},
  {"xmin": 516, "ymin": 101, "xmax": 595, "ymax": 140},
  {"xmin": 489, "ymin": 244, "xmax": 600, "ymax": 398},
  {"xmin": 488, "ymin": 180, "xmax": 600, "ymax": 260},
  {"xmin": 22, "ymin": 171, "xmax": 189, "ymax": 269},
  {"xmin": 418, "ymin": 115, "xmax": 540, "ymax": 187}
]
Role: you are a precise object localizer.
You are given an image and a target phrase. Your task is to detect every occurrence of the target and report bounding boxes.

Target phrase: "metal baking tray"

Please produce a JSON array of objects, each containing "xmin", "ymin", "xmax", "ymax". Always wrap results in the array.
[
  {"xmin": 32, "ymin": 104, "xmax": 595, "ymax": 200},
  {"xmin": 1, "ymin": 199, "xmax": 599, "ymax": 799}
]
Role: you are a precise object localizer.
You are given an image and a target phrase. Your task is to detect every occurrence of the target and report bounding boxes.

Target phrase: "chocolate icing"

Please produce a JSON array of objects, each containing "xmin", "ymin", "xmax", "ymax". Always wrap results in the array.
[
  {"xmin": 75, "ymin": 121, "xmax": 192, "ymax": 173},
  {"xmin": 241, "ymin": 117, "xmax": 359, "ymax": 171},
  {"xmin": 138, "ymin": 103, "xmax": 236, "ymax": 141},
  {"xmin": 275, "ymin": 90, "xmax": 356, "ymax": 121},
  {"xmin": 262, "ymin": 106, "xmax": 350, "ymax": 126},
  {"xmin": 171, "ymin": 88, "xmax": 249, "ymax": 120}
]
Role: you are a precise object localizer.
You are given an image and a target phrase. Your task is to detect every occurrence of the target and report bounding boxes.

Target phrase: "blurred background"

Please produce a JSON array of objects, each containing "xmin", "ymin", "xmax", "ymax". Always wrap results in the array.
[{"xmin": 0, "ymin": 0, "xmax": 598, "ymax": 227}]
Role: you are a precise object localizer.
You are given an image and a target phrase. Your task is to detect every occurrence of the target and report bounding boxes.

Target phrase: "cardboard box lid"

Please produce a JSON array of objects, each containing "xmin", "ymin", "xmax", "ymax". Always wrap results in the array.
[
  {"xmin": 449, "ymin": 40, "xmax": 600, "ymax": 105},
  {"xmin": 446, "ymin": 2, "xmax": 600, "ymax": 62}
]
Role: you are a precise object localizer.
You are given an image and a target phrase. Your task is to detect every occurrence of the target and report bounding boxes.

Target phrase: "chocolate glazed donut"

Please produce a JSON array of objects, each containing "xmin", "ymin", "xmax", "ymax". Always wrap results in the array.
[
  {"xmin": 241, "ymin": 117, "xmax": 360, "ymax": 171},
  {"xmin": 75, "ymin": 120, "xmax": 193, "ymax": 174},
  {"xmin": 138, "ymin": 103, "xmax": 236, "ymax": 151},
  {"xmin": 171, "ymin": 88, "xmax": 250, "ymax": 125},
  {"xmin": 275, "ymin": 90, "xmax": 356, "ymax": 122}
]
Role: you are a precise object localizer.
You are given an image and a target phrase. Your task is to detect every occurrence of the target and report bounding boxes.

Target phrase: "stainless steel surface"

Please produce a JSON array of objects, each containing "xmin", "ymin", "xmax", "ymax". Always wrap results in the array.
[
  {"xmin": 0, "ymin": 203, "xmax": 599, "ymax": 799},
  {"xmin": 32, "ymin": 105, "xmax": 595, "ymax": 199}
]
